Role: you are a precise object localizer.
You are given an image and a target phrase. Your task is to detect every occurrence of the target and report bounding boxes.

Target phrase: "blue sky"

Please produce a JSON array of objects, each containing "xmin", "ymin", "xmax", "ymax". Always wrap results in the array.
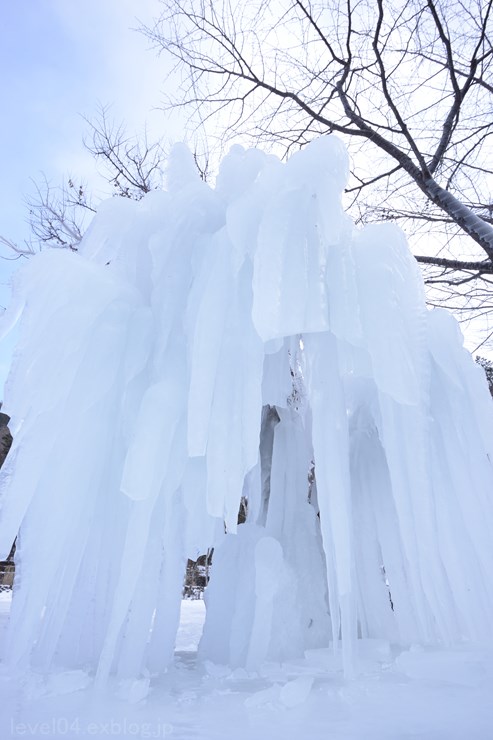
[
  {"xmin": 0, "ymin": 2, "xmax": 489, "ymax": 393},
  {"xmin": 0, "ymin": 0, "xmax": 179, "ymax": 392}
]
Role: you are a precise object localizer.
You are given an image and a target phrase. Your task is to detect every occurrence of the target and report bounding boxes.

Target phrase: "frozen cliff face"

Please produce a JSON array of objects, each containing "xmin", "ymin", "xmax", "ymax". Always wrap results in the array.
[{"xmin": 1, "ymin": 135, "xmax": 493, "ymax": 682}]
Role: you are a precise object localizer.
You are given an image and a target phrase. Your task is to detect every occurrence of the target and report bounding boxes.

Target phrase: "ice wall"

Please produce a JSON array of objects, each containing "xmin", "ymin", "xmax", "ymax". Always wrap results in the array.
[{"xmin": 1, "ymin": 136, "xmax": 493, "ymax": 681}]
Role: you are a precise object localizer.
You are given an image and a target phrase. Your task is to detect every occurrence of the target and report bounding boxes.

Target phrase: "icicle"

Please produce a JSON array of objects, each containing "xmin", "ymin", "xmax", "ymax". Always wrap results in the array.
[{"xmin": 1, "ymin": 135, "xmax": 493, "ymax": 686}]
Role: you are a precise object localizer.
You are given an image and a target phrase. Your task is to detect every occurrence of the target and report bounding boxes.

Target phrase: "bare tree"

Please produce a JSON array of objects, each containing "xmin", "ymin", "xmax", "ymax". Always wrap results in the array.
[
  {"xmin": 83, "ymin": 106, "xmax": 166, "ymax": 201},
  {"xmin": 0, "ymin": 107, "xmax": 166, "ymax": 257},
  {"xmin": 143, "ymin": 0, "xmax": 493, "ymax": 329},
  {"xmin": 0, "ymin": 176, "xmax": 94, "ymax": 258}
]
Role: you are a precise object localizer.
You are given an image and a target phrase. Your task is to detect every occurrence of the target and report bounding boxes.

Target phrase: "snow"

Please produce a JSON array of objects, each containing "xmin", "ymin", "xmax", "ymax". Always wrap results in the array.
[
  {"xmin": 1, "ymin": 594, "xmax": 493, "ymax": 739},
  {"xmin": 1, "ymin": 135, "xmax": 493, "ymax": 736}
]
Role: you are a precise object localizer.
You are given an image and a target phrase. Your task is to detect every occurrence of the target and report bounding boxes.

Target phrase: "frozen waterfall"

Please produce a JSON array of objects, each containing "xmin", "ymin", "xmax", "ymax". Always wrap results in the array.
[{"xmin": 1, "ymin": 136, "xmax": 493, "ymax": 682}]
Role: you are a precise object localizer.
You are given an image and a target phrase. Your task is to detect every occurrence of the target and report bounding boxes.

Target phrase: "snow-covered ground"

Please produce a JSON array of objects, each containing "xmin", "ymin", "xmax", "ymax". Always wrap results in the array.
[{"xmin": 1, "ymin": 592, "xmax": 492, "ymax": 739}]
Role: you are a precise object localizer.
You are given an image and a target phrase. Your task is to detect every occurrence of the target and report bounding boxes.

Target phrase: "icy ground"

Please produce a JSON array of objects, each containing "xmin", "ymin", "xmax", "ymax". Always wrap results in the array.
[{"xmin": 1, "ymin": 593, "xmax": 492, "ymax": 739}]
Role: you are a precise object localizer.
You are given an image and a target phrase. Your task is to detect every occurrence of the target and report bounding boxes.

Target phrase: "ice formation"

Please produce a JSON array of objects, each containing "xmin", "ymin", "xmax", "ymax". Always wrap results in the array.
[{"xmin": 1, "ymin": 136, "xmax": 493, "ymax": 682}]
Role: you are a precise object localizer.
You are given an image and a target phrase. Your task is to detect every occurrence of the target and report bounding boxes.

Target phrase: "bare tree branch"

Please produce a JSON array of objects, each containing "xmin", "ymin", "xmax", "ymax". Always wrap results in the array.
[
  {"xmin": 0, "ymin": 107, "xmax": 168, "ymax": 258},
  {"xmin": 141, "ymin": 0, "xmax": 493, "ymax": 341}
]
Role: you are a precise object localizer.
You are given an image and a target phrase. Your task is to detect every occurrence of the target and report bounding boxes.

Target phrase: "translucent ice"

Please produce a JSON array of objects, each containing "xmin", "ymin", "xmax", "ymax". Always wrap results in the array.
[{"xmin": 1, "ymin": 135, "xmax": 493, "ymax": 684}]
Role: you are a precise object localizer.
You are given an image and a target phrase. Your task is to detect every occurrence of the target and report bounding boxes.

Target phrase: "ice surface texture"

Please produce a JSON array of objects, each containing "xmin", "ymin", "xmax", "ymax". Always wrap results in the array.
[{"xmin": 1, "ymin": 136, "xmax": 493, "ymax": 681}]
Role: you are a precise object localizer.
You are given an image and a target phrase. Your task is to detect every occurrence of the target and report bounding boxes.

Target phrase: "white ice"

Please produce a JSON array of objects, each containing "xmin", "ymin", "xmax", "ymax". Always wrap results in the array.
[{"xmin": 0, "ymin": 135, "xmax": 493, "ymax": 696}]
